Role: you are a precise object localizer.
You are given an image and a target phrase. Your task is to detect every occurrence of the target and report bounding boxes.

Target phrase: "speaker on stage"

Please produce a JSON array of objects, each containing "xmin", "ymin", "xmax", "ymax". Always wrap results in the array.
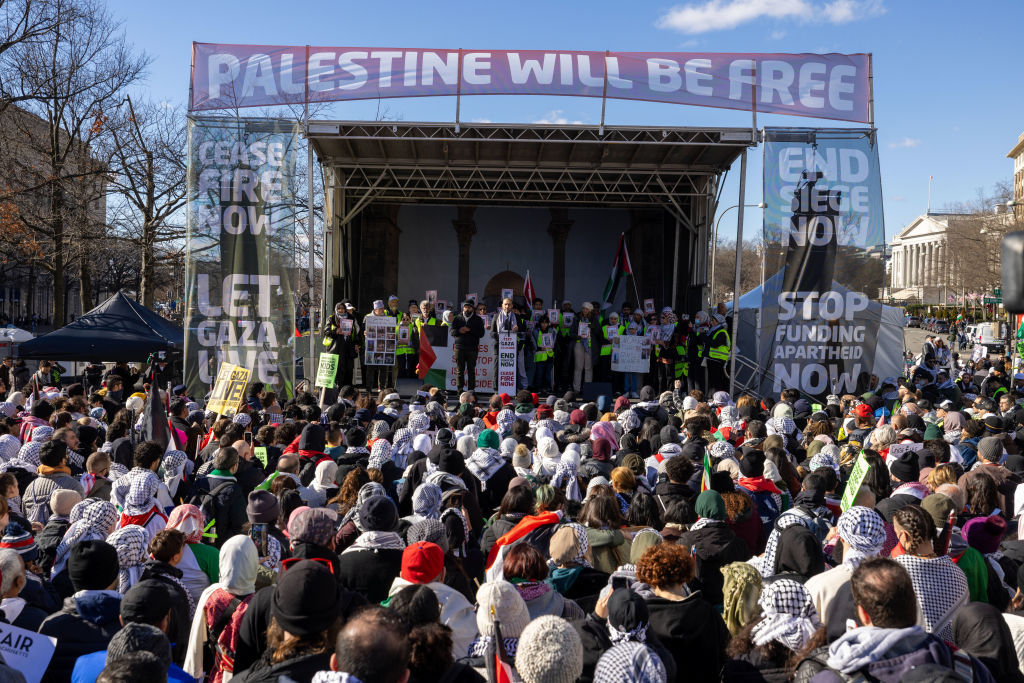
[{"xmin": 581, "ymin": 382, "xmax": 613, "ymax": 402}]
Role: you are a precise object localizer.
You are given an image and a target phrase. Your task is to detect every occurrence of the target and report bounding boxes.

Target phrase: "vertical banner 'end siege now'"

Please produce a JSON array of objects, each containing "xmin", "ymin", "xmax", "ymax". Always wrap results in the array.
[
  {"xmin": 758, "ymin": 128, "xmax": 894, "ymax": 399},
  {"xmin": 184, "ymin": 117, "xmax": 300, "ymax": 401}
]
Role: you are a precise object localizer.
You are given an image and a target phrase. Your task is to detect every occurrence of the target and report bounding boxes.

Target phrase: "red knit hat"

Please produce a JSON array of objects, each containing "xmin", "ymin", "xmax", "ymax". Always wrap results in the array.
[{"xmin": 401, "ymin": 541, "xmax": 445, "ymax": 584}]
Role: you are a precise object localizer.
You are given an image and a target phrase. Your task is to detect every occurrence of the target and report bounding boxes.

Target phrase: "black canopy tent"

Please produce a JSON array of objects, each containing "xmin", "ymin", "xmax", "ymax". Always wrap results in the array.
[{"xmin": 16, "ymin": 291, "xmax": 184, "ymax": 362}]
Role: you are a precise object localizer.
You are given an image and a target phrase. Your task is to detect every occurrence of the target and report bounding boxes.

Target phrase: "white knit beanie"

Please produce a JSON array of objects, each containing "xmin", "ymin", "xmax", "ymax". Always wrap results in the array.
[
  {"xmin": 514, "ymin": 615, "xmax": 583, "ymax": 683},
  {"xmin": 475, "ymin": 581, "xmax": 531, "ymax": 638}
]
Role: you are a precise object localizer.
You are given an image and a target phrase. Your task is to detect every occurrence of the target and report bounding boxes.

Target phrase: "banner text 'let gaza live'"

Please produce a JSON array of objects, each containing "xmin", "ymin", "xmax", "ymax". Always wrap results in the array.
[{"xmin": 191, "ymin": 45, "xmax": 870, "ymax": 123}]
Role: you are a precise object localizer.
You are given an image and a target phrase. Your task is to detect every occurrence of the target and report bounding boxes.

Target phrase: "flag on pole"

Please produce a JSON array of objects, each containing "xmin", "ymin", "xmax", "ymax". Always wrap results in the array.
[
  {"xmin": 485, "ymin": 606, "xmax": 515, "ymax": 683},
  {"xmin": 700, "ymin": 451, "xmax": 713, "ymax": 492},
  {"xmin": 523, "ymin": 270, "xmax": 536, "ymax": 305},
  {"xmin": 141, "ymin": 373, "xmax": 171, "ymax": 450},
  {"xmin": 601, "ymin": 233, "xmax": 633, "ymax": 309}
]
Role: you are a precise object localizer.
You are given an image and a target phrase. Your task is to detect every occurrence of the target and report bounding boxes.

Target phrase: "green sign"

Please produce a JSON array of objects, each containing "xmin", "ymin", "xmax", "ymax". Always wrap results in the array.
[
  {"xmin": 315, "ymin": 353, "xmax": 339, "ymax": 388},
  {"xmin": 994, "ymin": 288, "xmax": 1001, "ymax": 296},
  {"xmin": 840, "ymin": 454, "xmax": 871, "ymax": 512},
  {"xmin": 984, "ymin": 297, "xmax": 1002, "ymax": 305},
  {"xmin": 253, "ymin": 446, "xmax": 268, "ymax": 468}
]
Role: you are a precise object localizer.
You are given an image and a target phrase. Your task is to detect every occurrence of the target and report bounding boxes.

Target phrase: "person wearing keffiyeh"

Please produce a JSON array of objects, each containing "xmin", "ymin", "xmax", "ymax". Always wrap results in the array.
[
  {"xmin": 0, "ymin": 434, "xmax": 19, "ymax": 462},
  {"xmin": 166, "ymin": 504, "xmax": 220, "ymax": 602},
  {"xmin": 750, "ymin": 579, "xmax": 821, "ymax": 652},
  {"xmin": 594, "ymin": 641, "xmax": 667, "ymax": 683},
  {"xmin": 161, "ymin": 449, "xmax": 188, "ymax": 503},
  {"xmin": 108, "ymin": 524, "xmax": 150, "ymax": 594},
  {"xmin": 51, "ymin": 498, "xmax": 119, "ymax": 576},
  {"xmin": 119, "ymin": 474, "xmax": 168, "ymax": 537},
  {"xmin": 403, "ymin": 482, "xmax": 442, "ymax": 526},
  {"xmin": 465, "ymin": 429, "xmax": 513, "ymax": 506},
  {"xmin": 805, "ymin": 505, "xmax": 885, "ymax": 624}
]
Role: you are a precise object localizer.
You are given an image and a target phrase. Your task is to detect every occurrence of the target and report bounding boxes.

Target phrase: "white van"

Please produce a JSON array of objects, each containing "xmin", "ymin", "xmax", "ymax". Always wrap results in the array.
[{"xmin": 976, "ymin": 323, "xmax": 1005, "ymax": 355}]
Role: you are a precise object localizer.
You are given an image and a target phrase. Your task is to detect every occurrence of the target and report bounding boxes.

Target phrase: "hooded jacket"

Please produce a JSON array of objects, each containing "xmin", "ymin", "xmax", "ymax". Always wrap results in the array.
[
  {"xmin": 39, "ymin": 590, "xmax": 122, "ymax": 683},
  {"xmin": 297, "ymin": 425, "xmax": 331, "ymax": 486},
  {"xmin": 388, "ymin": 576, "xmax": 478, "ymax": 659},
  {"xmin": 678, "ymin": 521, "xmax": 751, "ymax": 607}
]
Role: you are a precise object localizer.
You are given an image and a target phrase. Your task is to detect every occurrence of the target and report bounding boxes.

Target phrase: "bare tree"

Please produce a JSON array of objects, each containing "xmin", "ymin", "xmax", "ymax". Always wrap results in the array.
[
  {"xmin": 105, "ymin": 97, "xmax": 186, "ymax": 307},
  {"xmin": 942, "ymin": 181, "xmax": 1021, "ymax": 298},
  {"xmin": 0, "ymin": 0, "xmax": 65, "ymax": 111},
  {"xmin": 0, "ymin": 0, "xmax": 149, "ymax": 326},
  {"xmin": 711, "ymin": 238, "xmax": 763, "ymax": 304}
]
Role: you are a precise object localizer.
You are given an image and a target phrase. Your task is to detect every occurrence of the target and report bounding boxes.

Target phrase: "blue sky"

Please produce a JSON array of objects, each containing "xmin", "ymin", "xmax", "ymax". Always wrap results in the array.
[{"xmin": 108, "ymin": 0, "xmax": 1024, "ymax": 242}]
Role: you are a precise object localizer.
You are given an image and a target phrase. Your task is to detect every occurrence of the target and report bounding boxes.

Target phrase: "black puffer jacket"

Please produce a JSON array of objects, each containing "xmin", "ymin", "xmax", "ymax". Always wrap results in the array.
[
  {"xmin": 677, "ymin": 521, "xmax": 751, "ymax": 607},
  {"xmin": 39, "ymin": 591, "xmax": 122, "ymax": 683}
]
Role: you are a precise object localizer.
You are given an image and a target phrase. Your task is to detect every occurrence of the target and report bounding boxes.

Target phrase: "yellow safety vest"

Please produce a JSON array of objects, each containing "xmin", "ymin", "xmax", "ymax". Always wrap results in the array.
[
  {"xmin": 394, "ymin": 311, "xmax": 414, "ymax": 355},
  {"xmin": 535, "ymin": 330, "xmax": 553, "ymax": 362},
  {"xmin": 600, "ymin": 325, "xmax": 624, "ymax": 356},
  {"xmin": 674, "ymin": 343, "xmax": 688, "ymax": 378},
  {"xmin": 709, "ymin": 327, "xmax": 731, "ymax": 361}
]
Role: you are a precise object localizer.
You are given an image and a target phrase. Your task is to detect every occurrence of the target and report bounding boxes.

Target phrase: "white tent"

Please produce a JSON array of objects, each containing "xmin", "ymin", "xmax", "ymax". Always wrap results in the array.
[
  {"xmin": 0, "ymin": 327, "xmax": 34, "ymax": 343},
  {"xmin": 727, "ymin": 270, "xmax": 906, "ymax": 398}
]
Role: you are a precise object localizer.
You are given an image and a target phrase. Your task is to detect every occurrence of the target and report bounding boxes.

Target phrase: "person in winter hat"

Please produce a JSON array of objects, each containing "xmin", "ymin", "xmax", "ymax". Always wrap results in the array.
[
  {"xmin": 677, "ymin": 490, "xmax": 750, "ymax": 607},
  {"xmin": 338, "ymin": 495, "xmax": 404, "ymax": 603},
  {"xmin": 514, "ymin": 615, "xmax": 584, "ymax": 683},
  {"xmin": 464, "ymin": 580, "xmax": 532, "ymax": 674}
]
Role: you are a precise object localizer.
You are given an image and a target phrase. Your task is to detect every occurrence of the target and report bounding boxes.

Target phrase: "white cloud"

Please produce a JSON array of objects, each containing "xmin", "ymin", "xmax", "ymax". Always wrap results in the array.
[
  {"xmin": 770, "ymin": 29, "xmax": 786, "ymax": 39},
  {"xmin": 656, "ymin": 0, "xmax": 885, "ymax": 34},
  {"xmin": 889, "ymin": 137, "xmax": 921, "ymax": 148},
  {"xmin": 471, "ymin": 118, "xmax": 492, "ymax": 123},
  {"xmin": 533, "ymin": 110, "xmax": 584, "ymax": 125}
]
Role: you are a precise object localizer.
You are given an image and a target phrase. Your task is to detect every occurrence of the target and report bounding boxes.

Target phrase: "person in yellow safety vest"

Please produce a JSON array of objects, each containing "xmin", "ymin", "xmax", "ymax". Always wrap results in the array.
[
  {"xmin": 688, "ymin": 311, "xmax": 708, "ymax": 394},
  {"xmin": 531, "ymin": 316, "xmax": 555, "ymax": 392},
  {"xmin": 416, "ymin": 300, "xmax": 440, "ymax": 336},
  {"xmin": 554, "ymin": 301, "xmax": 575, "ymax": 391},
  {"xmin": 706, "ymin": 311, "xmax": 731, "ymax": 394},
  {"xmin": 599, "ymin": 312, "xmax": 624, "ymax": 386},
  {"xmin": 387, "ymin": 295, "xmax": 415, "ymax": 383},
  {"xmin": 321, "ymin": 300, "xmax": 360, "ymax": 388}
]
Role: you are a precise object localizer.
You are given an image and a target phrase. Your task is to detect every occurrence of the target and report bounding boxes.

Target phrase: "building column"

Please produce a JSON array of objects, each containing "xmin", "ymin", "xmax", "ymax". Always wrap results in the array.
[
  {"xmin": 452, "ymin": 206, "xmax": 477, "ymax": 302},
  {"xmin": 928, "ymin": 242, "xmax": 936, "ymax": 286},
  {"xmin": 547, "ymin": 208, "xmax": 573, "ymax": 303},
  {"xmin": 895, "ymin": 248, "xmax": 902, "ymax": 288}
]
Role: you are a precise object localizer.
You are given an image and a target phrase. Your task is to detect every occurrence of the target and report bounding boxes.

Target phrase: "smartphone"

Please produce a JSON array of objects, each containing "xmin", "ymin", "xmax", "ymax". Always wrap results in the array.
[
  {"xmin": 611, "ymin": 575, "xmax": 629, "ymax": 591},
  {"xmin": 244, "ymin": 432, "xmax": 253, "ymax": 445},
  {"xmin": 249, "ymin": 523, "xmax": 268, "ymax": 557}
]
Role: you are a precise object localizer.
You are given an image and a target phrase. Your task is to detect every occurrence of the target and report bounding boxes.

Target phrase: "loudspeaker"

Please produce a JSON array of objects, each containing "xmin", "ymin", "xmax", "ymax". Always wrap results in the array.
[{"xmin": 581, "ymin": 381, "xmax": 613, "ymax": 402}]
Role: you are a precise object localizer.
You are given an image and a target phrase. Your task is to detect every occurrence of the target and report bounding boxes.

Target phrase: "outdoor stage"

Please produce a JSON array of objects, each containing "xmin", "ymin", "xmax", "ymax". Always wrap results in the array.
[{"xmin": 308, "ymin": 121, "xmax": 753, "ymax": 316}]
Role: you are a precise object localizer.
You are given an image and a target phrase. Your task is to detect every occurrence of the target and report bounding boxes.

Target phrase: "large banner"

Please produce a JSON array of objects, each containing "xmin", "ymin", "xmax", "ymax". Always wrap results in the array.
[
  {"xmin": 417, "ymin": 326, "xmax": 497, "ymax": 393},
  {"xmin": 759, "ymin": 128, "xmax": 885, "ymax": 397},
  {"xmin": 191, "ymin": 45, "xmax": 870, "ymax": 123},
  {"xmin": 184, "ymin": 117, "xmax": 301, "ymax": 399}
]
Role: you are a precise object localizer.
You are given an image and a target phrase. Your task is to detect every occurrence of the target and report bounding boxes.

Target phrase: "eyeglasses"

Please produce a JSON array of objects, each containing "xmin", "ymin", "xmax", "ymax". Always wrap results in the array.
[{"xmin": 281, "ymin": 557, "xmax": 334, "ymax": 574}]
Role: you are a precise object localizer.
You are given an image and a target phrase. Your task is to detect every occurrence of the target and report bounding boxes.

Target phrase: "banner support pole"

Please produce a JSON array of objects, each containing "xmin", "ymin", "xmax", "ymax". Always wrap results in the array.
[
  {"xmin": 455, "ymin": 49, "xmax": 463, "ymax": 134},
  {"xmin": 599, "ymin": 51, "xmax": 609, "ymax": 136},
  {"xmin": 868, "ymin": 53, "xmax": 875, "ymax": 128},
  {"xmin": 305, "ymin": 71, "xmax": 317, "ymax": 383},
  {"xmin": 729, "ymin": 148, "xmax": 748, "ymax": 397}
]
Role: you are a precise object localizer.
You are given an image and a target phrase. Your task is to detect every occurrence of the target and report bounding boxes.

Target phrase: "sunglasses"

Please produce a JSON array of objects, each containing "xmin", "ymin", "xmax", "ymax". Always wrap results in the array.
[{"xmin": 281, "ymin": 557, "xmax": 334, "ymax": 574}]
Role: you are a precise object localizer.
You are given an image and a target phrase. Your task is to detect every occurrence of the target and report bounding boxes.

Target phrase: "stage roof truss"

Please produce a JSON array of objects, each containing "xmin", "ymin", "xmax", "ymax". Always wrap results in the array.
[{"xmin": 310, "ymin": 121, "xmax": 752, "ymax": 211}]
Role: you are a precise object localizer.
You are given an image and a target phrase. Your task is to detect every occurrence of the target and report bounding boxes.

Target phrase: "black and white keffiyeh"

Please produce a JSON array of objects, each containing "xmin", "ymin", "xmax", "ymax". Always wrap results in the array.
[
  {"xmin": 895, "ymin": 554, "xmax": 969, "ymax": 640},
  {"xmin": 766, "ymin": 417, "xmax": 797, "ymax": 437},
  {"xmin": 369, "ymin": 420, "xmax": 390, "ymax": 440},
  {"xmin": 750, "ymin": 579, "xmax": 820, "ymax": 651},
  {"xmin": 111, "ymin": 468, "xmax": 161, "ymax": 510},
  {"xmin": 425, "ymin": 401, "xmax": 447, "ymax": 425},
  {"xmin": 617, "ymin": 409, "xmax": 641, "ymax": 433},
  {"xmin": 836, "ymin": 505, "xmax": 885, "ymax": 568},
  {"xmin": 162, "ymin": 450, "xmax": 188, "ymax": 497},
  {"xmin": 708, "ymin": 440, "xmax": 735, "ymax": 460},
  {"xmin": 466, "ymin": 447, "xmax": 503, "ymax": 488},
  {"xmin": 108, "ymin": 524, "xmax": 150, "ymax": 594},
  {"xmin": 53, "ymin": 499, "xmax": 119, "ymax": 576},
  {"xmin": 408, "ymin": 411, "xmax": 430, "ymax": 434},
  {"xmin": 496, "ymin": 409, "xmax": 515, "ymax": 434},
  {"xmin": 412, "ymin": 483, "xmax": 442, "ymax": 520},
  {"xmin": 17, "ymin": 442, "xmax": 41, "ymax": 467},
  {"xmin": 593, "ymin": 642, "xmax": 666, "ymax": 683},
  {"xmin": 368, "ymin": 439, "xmax": 393, "ymax": 470},
  {"xmin": 469, "ymin": 635, "xmax": 518, "ymax": 658},
  {"xmin": 340, "ymin": 482, "xmax": 388, "ymax": 531},
  {"xmin": 562, "ymin": 522, "xmax": 592, "ymax": 568},
  {"xmin": 342, "ymin": 530, "xmax": 406, "ymax": 554},
  {"xmin": 424, "ymin": 471, "xmax": 468, "ymax": 495},
  {"xmin": 0, "ymin": 434, "xmax": 20, "ymax": 462}
]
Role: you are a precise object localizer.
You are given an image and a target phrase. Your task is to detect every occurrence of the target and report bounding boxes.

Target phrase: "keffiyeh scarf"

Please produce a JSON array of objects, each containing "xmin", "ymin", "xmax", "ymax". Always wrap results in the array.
[
  {"xmin": 167, "ymin": 504, "xmax": 206, "ymax": 544},
  {"xmin": 52, "ymin": 499, "xmax": 119, "ymax": 576},
  {"xmin": 593, "ymin": 642, "xmax": 666, "ymax": 683},
  {"xmin": 108, "ymin": 524, "xmax": 150, "ymax": 594},
  {"xmin": 837, "ymin": 505, "xmax": 885, "ymax": 569},
  {"xmin": 466, "ymin": 447, "xmax": 504, "ymax": 488},
  {"xmin": 750, "ymin": 579, "xmax": 821, "ymax": 651},
  {"xmin": 162, "ymin": 450, "xmax": 188, "ymax": 497},
  {"xmin": 0, "ymin": 434, "xmax": 20, "ymax": 462},
  {"xmin": 368, "ymin": 439, "xmax": 393, "ymax": 470},
  {"xmin": 412, "ymin": 483, "xmax": 442, "ymax": 520}
]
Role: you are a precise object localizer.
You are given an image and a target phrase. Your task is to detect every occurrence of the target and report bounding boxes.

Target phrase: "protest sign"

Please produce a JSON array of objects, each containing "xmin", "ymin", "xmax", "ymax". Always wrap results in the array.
[
  {"xmin": 501, "ymin": 288, "xmax": 513, "ymax": 301},
  {"xmin": 426, "ymin": 289, "xmax": 437, "ymax": 303},
  {"xmin": 207, "ymin": 362, "xmax": 251, "ymax": 416},
  {"xmin": 339, "ymin": 319, "xmax": 353, "ymax": 335},
  {"xmin": 840, "ymin": 453, "xmax": 871, "ymax": 512},
  {"xmin": 541, "ymin": 332, "xmax": 554, "ymax": 349},
  {"xmin": 253, "ymin": 446, "xmax": 269, "ymax": 468},
  {"xmin": 0, "ymin": 621, "xmax": 56, "ymax": 683},
  {"xmin": 562, "ymin": 312, "xmax": 574, "ymax": 328},
  {"xmin": 398, "ymin": 323, "xmax": 411, "ymax": 343},
  {"xmin": 611, "ymin": 335, "xmax": 651, "ymax": 373},
  {"xmin": 643, "ymin": 298, "xmax": 655, "ymax": 314},
  {"xmin": 497, "ymin": 333, "xmax": 517, "ymax": 395},
  {"xmin": 887, "ymin": 442, "xmax": 925, "ymax": 460},
  {"xmin": 315, "ymin": 353, "xmax": 339, "ymax": 388},
  {"xmin": 467, "ymin": 292, "xmax": 478, "ymax": 305},
  {"xmin": 548, "ymin": 308, "xmax": 559, "ymax": 323},
  {"xmin": 444, "ymin": 336, "xmax": 496, "ymax": 393},
  {"xmin": 363, "ymin": 315, "xmax": 396, "ymax": 366},
  {"xmin": 436, "ymin": 300, "xmax": 448, "ymax": 313},
  {"xmin": 578, "ymin": 322, "xmax": 590, "ymax": 339}
]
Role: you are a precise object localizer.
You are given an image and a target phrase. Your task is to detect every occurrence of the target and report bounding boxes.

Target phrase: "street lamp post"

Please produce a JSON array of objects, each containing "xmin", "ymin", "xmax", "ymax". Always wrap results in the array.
[{"xmin": 709, "ymin": 202, "xmax": 766, "ymax": 304}]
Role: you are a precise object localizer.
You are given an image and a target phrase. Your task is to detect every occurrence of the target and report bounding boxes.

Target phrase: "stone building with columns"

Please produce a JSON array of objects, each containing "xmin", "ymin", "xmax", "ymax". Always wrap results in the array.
[{"xmin": 889, "ymin": 213, "xmax": 959, "ymax": 304}]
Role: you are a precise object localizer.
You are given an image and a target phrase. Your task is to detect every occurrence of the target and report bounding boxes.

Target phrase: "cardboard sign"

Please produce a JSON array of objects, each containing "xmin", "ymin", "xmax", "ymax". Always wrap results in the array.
[
  {"xmin": 207, "ymin": 362, "xmax": 251, "ymax": 416},
  {"xmin": 562, "ymin": 312, "xmax": 574, "ymax": 327},
  {"xmin": 643, "ymin": 298, "xmax": 655, "ymax": 314},
  {"xmin": 840, "ymin": 453, "xmax": 871, "ymax": 512},
  {"xmin": 444, "ymin": 336, "xmax": 497, "ymax": 393},
  {"xmin": 467, "ymin": 292, "xmax": 478, "ymax": 305},
  {"xmin": 315, "ymin": 353, "xmax": 339, "ymax": 389},
  {"xmin": 578, "ymin": 322, "xmax": 590, "ymax": 339},
  {"xmin": 398, "ymin": 323, "xmax": 411, "ymax": 343},
  {"xmin": 339, "ymin": 318, "xmax": 353, "ymax": 335},
  {"xmin": 426, "ymin": 289, "xmax": 437, "ymax": 303},
  {"xmin": 436, "ymin": 300, "xmax": 448, "ymax": 313},
  {"xmin": 497, "ymin": 333, "xmax": 517, "ymax": 396},
  {"xmin": 541, "ymin": 332, "xmax": 554, "ymax": 349},
  {"xmin": 887, "ymin": 442, "xmax": 925, "ymax": 460},
  {"xmin": 0, "ymin": 621, "xmax": 56, "ymax": 683},
  {"xmin": 501, "ymin": 288, "xmax": 513, "ymax": 302},
  {"xmin": 605, "ymin": 325, "xmax": 619, "ymax": 340},
  {"xmin": 253, "ymin": 446, "xmax": 269, "ymax": 468},
  {"xmin": 547, "ymin": 308, "xmax": 559, "ymax": 324}
]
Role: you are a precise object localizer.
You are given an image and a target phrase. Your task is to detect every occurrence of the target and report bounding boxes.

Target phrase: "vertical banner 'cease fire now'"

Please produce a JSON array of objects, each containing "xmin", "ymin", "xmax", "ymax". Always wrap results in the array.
[
  {"xmin": 760, "ymin": 128, "xmax": 886, "ymax": 397},
  {"xmin": 184, "ymin": 117, "xmax": 300, "ymax": 399}
]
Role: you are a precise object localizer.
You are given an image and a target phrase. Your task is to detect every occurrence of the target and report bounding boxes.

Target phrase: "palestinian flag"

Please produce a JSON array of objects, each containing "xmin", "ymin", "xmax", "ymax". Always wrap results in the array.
[
  {"xmin": 601, "ymin": 233, "xmax": 632, "ymax": 309},
  {"xmin": 524, "ymin": 269, "xmax": 536, "ymax": 305},
  {"xmin": 700, "ymin": 451, "xmax": 712, "ymax": 492},
  {"xmin": 141, "ymin": 374, "xmax": 171, "ymax": 450},
  {"xmin": 485, "ymin": 609, "xmax": 515, "ymax": 683},
  {"xmin": 417, "ymin": 324, "xmax": 448, "ymax": 387}
]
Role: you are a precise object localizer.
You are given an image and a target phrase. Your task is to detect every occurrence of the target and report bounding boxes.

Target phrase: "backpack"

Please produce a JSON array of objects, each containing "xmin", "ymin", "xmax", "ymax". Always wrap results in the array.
[{"xmin": 189, "ymin": 479, "xmax": 237, "ymax": 546}]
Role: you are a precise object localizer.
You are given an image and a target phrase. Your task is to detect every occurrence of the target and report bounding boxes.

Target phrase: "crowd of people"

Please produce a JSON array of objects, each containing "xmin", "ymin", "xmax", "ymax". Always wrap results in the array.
[
  {"xmin": 320, "ymin": 296, "xmax": 733, "ymax": 398},
  {"xmin": 3, "ymin": 332, "xmax": 1024, "ymax": 682}
]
